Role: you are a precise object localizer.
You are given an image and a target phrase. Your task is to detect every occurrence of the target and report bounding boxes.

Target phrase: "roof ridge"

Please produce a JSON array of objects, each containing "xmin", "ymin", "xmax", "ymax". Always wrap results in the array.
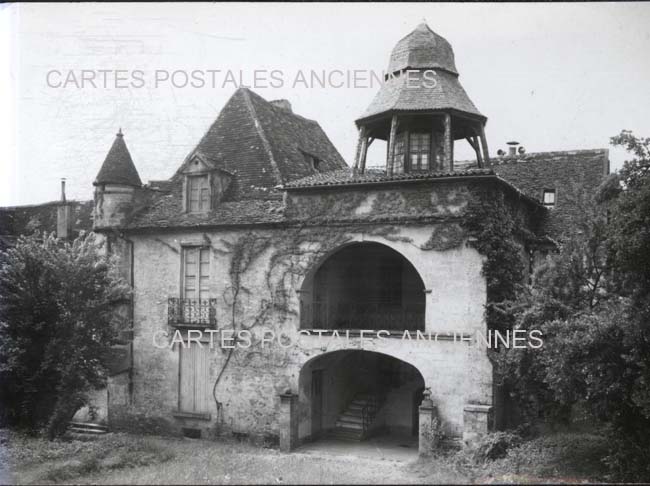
[
  {"xmin": 241, "ymin": 88, "xmax": 284, "ymax": 186},
  {"xmin": 485, "ymin": 148, "xmax": 609, "ymax": 167}
]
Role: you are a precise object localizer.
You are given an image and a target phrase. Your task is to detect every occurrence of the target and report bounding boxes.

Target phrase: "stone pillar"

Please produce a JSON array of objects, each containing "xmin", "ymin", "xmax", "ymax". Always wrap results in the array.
[
  {"xmin": 418, "ymin": 388, "xmax": 438, "ymax": 455},
  {"xmin": 463, "ymin": 404, "xmax": 492, "ymax": 446},
  {"xmin": 359, "ymin": 135, "xmax": 369, "ymax": 174},
  {"xmin": 386, "ymin": 115, "xmax": 399, "ymax": 176},
  {"xmin": 479, "ymin": 124, "xmax": 490, "ymax": 166},
  {"xmin": 353, "ymin": 126, "xmax": 366, "ymax": 172},
  {"xmin": 279, "ymin": 391, "xmax": 299, "ymax": 452}
]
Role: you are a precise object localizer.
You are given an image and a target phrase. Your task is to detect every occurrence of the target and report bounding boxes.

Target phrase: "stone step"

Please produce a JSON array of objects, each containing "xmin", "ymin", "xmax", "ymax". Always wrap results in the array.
[
  {"xmin": 326, "ymin": 427, "xmax": 363, "ymax": 441},
  {"xmin": 349, "ymin": 400, "xmax": 370, "ymax": 407},
  {"xmin": 69, "ymin": 427, "xmax": 108, "ymax": 435},
  {"xmin": 68, "ymin": 422, "xmax": 108, "ymax": 434},
  {"xmin": 339, "ymin": 413, "xmax": 363, "ymax": 423},
  {"xmin": 335, "ymin": 419, "xmax": 363, "ymax": 430}
]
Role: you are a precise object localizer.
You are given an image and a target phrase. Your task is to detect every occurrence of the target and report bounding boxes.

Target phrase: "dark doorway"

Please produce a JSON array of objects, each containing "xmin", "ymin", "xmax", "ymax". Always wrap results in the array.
[
  {"xmin": 300, "ymin": 350, "xmax": 425, "ymax": 443},
  {"xmin": 311, "ymin": 369, "xmax": 323, "ymax": 438}
]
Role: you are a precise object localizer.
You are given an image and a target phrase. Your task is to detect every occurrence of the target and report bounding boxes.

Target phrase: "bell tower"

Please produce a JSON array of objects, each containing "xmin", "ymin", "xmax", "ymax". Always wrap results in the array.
[{"xmin": 354, "ymin": 23, "xmax": 489, "ymax": 174}]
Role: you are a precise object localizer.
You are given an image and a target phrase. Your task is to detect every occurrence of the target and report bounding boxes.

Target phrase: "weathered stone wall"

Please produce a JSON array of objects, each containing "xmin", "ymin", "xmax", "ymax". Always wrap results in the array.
[
  {"xmin": 107, "ymin": 180, "xmax": 539, "ymax": 444},
  {"xmin": 108, "ymin": 222, "xmax": 489, "ymax": 440}
]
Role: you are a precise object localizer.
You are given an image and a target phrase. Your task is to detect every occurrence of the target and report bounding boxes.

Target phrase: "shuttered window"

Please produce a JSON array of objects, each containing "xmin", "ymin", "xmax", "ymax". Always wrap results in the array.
[
  {"xmin": 179, "ymin": 344, "xmax": 210, "ymax": 413},
  {"xmin": 183, "ymin": 247, "xmax": 210, "ymax": 299}
]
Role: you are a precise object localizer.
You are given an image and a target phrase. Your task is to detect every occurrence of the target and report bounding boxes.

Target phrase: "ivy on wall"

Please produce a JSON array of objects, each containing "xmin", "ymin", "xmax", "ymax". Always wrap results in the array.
[{"xmin": 463, "ymin": 185, "xmax": 527, "ymax": 333}]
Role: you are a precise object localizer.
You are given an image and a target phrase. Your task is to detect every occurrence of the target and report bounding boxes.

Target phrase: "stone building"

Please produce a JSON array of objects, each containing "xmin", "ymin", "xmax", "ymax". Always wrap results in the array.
[{"xmin": 88, "ymin": 23, "xmax": 607, "ymax": 452}]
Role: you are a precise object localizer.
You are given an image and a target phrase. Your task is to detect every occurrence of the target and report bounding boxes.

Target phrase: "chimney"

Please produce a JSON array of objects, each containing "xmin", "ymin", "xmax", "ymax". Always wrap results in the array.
[
  {"xmin": 56, "ymin": 178, "xmax": 73, "ymax": 239},
  {"xmin": 270, "ymin": 99, "xmax": 292, "ymax": 113},
  {"xmin": 507, "ymin": 141, "xmax": 519, "ymax": 157}
]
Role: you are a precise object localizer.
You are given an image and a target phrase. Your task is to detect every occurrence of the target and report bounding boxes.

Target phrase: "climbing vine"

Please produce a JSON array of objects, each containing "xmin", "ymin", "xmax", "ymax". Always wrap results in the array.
[{"xmin": 462, "ymin": 185, "xmax": 527, "ymax": 334}]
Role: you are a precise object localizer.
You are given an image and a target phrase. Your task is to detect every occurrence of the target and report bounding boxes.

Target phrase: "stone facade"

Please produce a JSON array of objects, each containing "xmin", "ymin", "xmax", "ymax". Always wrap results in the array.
[
  {"xmin": 81, "ymin": 22, "xmax": 608, "ymax": 454},
  {"xmin": 102, "ymin": 176, "xmax": 536, "ymax": 449}
]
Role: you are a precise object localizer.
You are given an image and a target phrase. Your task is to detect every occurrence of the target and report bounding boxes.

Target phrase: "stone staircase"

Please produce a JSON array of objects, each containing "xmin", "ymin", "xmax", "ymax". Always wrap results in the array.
[
  {"xmin": 68, "ymin": 421, "xmax": 108, "ymax": 435},
  {"xmin": 327, "ymin": 392, "xmax": 383, "ymax": 441}
]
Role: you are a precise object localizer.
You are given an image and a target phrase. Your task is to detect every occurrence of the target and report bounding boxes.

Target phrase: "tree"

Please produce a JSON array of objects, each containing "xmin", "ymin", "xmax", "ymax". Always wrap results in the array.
[
  {"xmin": 496, "ymin": 131, "xmax": 650, "ymax": 480},
  {"xmin": 0, "ymin": 232, "xmax": 130, "ymax": 438},
  {"xmin": 608, "ymin": 131, "xmax": 650, "ymax": 299}
]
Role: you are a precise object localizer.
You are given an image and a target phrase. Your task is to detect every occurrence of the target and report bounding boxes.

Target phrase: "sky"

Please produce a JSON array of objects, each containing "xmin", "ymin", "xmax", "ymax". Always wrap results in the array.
[{"xmin": 1, "ymin": 2, "xmax": 650, "ymax": 206}]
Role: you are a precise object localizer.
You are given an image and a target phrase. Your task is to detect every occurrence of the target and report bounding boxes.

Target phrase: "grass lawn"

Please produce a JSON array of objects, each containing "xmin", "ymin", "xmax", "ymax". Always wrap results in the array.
[{"xmin": 0, "ymin": 429, "xmax": 612, "ymax": 484}]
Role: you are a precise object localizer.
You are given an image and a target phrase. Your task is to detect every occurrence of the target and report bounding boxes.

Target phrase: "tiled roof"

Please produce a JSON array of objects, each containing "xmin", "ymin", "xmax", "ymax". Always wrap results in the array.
[
  {"xmin": 180, "ymin": 88, "xmax": 347, "ymax": 200},
  {"xmin": 0, "ymin": 200, "xmax": 94, "ymax": 248},
  {"xmin": 94, "ymin": 130, "xmax": 142, "ymax": 187},
  {"xmin": 126, "ymin": 88, "xmax": 348, "ymax": 228},
  {"xmin": 284, "ymin": 168, "xmax": 495, "ymax": 189},
  {"xmin": 126, "ymin": 183, "xmax": 285, "ymax": 229},
  {"xmin": 388, "ymin": 23, "xmax": 458, "ymax": 75},
  {"xmin": 358, "ymin": 69, "xmax": 483, "ymax": 122},
  {"xmin": 489, "ymin": 149, "xmax": 609, "ymax": 238}
]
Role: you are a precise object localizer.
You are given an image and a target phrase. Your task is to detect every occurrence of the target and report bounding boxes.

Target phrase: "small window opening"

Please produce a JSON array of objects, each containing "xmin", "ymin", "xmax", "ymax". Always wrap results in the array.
[{"xmin": 542, "ymin": 189, "xmax": 556, "ymax": 207}]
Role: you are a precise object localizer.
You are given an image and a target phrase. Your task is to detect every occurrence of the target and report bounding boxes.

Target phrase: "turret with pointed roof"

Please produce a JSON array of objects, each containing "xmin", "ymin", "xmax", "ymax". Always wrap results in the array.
[
  {"xmin": 93, "ymin": 129, "xmax": 143, "ymax": 229},
  {"xmin": 94, "ymin": 129, "xmax": 142, "ymax": 187},
  {"xmin": 354, "ymin": 22, "xmax": 489, "ymax": 175}
]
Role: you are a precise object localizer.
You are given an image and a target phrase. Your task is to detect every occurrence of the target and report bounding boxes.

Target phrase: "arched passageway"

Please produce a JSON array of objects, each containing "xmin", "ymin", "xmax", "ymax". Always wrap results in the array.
[
  {"xmin": 299, "ymin": 350, "xmax": 425, "ymax": 444},
  {"xmin": 300, "ymin": 242, "xmax": 425, "ymax": 332}
]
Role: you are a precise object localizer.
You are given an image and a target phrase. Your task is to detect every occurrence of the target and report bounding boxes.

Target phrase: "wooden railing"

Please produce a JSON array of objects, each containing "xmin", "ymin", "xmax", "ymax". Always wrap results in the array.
[
  {"xmin": 168, "ymin": 298, "xmax": 217, "ymax": 328},
  {"xmin": 300, "ymin": 301, "xmax": 425, "ymax": 332}
]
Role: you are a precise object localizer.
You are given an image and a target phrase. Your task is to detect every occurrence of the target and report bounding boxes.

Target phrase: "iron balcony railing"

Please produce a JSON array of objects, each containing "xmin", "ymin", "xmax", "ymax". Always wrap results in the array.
[
  {"xmin": 300, "ymin": 301, "xmax": 425, "ymax": 332},
  {"xmin": 168, "ymin": 298, "xmax": 217, "ymax": 328}
]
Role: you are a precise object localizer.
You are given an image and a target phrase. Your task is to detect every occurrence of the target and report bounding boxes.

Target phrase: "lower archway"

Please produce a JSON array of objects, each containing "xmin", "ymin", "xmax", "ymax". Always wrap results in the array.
[{"xmin": 298, "ymin": 350, "xmax": 425, "ymax": 446}]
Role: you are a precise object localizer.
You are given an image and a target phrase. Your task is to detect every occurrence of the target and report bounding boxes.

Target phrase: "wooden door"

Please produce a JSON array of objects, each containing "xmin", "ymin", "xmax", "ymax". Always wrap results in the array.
[{"xmin": 179, "ymin": 344, "xmax": 210, "ymax": 413}]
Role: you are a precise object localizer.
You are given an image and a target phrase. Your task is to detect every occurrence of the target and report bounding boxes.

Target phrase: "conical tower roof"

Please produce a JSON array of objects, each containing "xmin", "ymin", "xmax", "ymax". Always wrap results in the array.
[
  {"xmin": 387, "ymin": 22, "xmax": 458, "ymax": 75},
  {"xmin": 94, "ymin": 129, "xmax": 142, "ymax": 187},
  {"xmin": 357, "ymin": 22, "xmax": 483, "ymax": 123}
]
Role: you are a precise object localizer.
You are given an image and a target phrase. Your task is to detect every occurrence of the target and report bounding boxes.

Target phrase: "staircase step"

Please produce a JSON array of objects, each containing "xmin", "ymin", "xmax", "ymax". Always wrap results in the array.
[
  {"xmin": 339, "ymin": 414, "xmax": 363, "ymax": 423},
  {"xmin": 350, "ymin": 400, "xmax": 369, "ymax": 407},
  {"xmin": 69, "ymin": 427, "xmax": 107, "ymax": 435},
  {"xmin": 326, "ymin": 427, "xmax": 363, "ymax": 441},
  {"xmin": 68, "ymin": 422, "xmax": 108, "ymax": 434},
  {"xmin": 335, "ymin": 420, "xmax": 363, "ymax": 430}
]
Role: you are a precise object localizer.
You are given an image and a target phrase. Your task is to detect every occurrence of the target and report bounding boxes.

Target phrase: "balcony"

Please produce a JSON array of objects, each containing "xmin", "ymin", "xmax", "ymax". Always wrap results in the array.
[
  {"xmin": 168, "ymin": 298, "xmax": 217, "ymax": 328},
  {"xmin": 300, "ymin": 301, "xmax": 425, "ymax": 333}
]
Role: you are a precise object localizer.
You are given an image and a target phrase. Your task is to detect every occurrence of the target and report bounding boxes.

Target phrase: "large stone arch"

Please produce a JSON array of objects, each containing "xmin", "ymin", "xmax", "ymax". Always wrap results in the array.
[
  {"xmin": 295, "ymin": 349, "xmax": 427, "ymax": 451},
  {"xmin": 298, "ymin": 240, "xmax": 427, "ymax": 333},
  {"xmin": 299, "ymin": 238, "xmax": 428, "ymax": 292}
]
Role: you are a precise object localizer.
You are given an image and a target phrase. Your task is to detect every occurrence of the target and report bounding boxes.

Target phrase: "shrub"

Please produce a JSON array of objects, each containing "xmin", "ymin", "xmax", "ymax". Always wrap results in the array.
[{"xmin": 0, "ymin": 232, "xmax": 130, "ymax": 438}]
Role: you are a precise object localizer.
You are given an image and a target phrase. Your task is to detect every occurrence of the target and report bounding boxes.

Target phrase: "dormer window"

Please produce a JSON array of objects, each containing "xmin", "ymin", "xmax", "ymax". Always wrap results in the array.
[
  {"xmin": 543, "ymin": 188, "xmax": 556, "ymax": 207},
  {"xmin": 180, "ymin": 154, "xmax": 233, "ymax": 213},
  {"xmin": 188, "ymin": 174, "xmax": 210, "ymax": 213}
]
